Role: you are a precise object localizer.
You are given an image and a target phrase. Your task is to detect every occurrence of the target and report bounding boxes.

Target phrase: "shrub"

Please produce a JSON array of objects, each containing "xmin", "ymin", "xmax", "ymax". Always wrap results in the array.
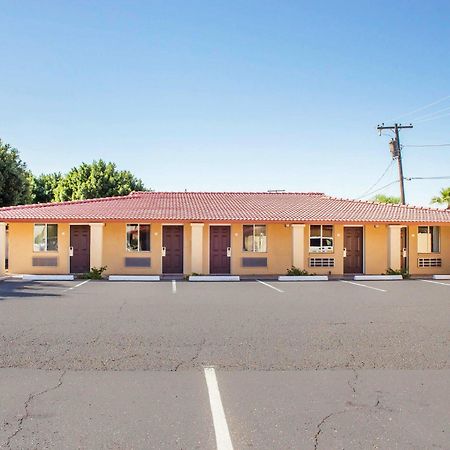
[
  {"xmin": 82, "ymin": 266, "xmax": 108, "ymax": 280},
  {"xmin": 385, "ymin": 268, "xmax": 410, "ymax": 279},
  {"xmin": 286, "ymin": 266, "xmax": 309, "ymax": 276}
]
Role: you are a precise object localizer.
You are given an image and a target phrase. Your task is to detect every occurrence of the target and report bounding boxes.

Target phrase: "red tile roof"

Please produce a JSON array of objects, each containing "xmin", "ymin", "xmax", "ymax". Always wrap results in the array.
[{"xmin": 0, "ymin": 192, "xmax": 449, "ymax": 223}]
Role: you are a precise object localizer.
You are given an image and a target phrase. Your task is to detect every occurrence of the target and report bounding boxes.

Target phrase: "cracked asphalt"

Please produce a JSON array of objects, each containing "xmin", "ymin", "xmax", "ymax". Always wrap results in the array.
[{"xmin": 0, "ymin": 278, "xmax": 449, "ymax": 449}]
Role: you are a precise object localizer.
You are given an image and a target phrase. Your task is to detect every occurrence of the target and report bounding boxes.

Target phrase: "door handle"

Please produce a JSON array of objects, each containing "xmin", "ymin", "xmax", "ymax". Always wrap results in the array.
[
  {"xmin": 162, "ymin": 247, "xmax": 166, "ymax": 257},
  {"xmin": 343, "ymin": 248, "xmax": 347, "ymax": 258},
  {"xmin": 69, "ymin": 246, "xmax": 74, "ymax": 257},
  {"xmin": 226, "ymin": 247, "xmax": 231, "ymax": 258}
]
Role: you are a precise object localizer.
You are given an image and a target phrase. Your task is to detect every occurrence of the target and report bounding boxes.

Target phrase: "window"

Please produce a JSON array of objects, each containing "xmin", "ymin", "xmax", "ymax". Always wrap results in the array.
[
  {"xmin": 243, "ymin": 225, "xmax": 267, "ymax": 252},
  {"xmin": 417, "ymin": 226, "xmax": 440, "ymax": 253},
  {"xmin": 34, "ymin": 224, "xmax": 58, "ymax": 252},
  {"xmin": 126, "ymin": 224, "xmax": 150, "ymax": 252},
  {"xmin": 309, "ymin": 225, "xmax": 333, "ymax": 253}
]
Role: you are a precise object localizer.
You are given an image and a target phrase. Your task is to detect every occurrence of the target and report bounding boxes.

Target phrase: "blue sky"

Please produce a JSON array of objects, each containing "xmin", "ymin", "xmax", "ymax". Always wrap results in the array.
[{"xmin": 1, "ymin": 0, "xmax": 449, "ymax": 206}]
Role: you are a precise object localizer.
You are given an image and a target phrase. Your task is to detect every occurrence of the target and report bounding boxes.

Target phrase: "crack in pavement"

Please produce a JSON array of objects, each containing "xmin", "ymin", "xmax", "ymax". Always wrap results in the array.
[
  {"xmin": 313, "ymin": 410, "xmax": 345, "ymax": 450},
  {"xmin": 172, "ymin": 338, "xmax": 206, "ymax": 372},
  {"xmin": 2, "ymin": 370, "xmax": 66, "ymax": 449}
]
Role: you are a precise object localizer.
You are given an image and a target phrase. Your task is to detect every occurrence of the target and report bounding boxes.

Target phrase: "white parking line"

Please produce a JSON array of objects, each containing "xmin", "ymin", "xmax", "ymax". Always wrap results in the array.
[
  {"xmin": 256, "ymin": 280, "xmax": 284, "ymax": 293},
  {"xmin": 204, "ymin": 367, "xmax": 234, "ymax": 450},
  {"xmin": 64, "ymin": 280, "xmax": 90, "ymax": 292},
  {"xmin": 340, "ymin": 280, "xmax": 386, "ymax": 292},
  {"xmin": 421, "ymin": 280, "xmax": 450, "ymax": 287},
  {"xmin": 172, "ymin": 280, "xmax": 177, "ymax": 294}
]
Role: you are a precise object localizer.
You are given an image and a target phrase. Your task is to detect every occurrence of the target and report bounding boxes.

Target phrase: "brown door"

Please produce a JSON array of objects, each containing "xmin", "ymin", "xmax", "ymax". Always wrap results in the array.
[
  {"xmin": 162, "ymin": 226, "xmax": 184, "ymax": 274},
  {"xmin": 344, "ymin": 227, "xmax": 363, "ymax": 274},
  {"xmin": 210, "ymin": 226, "xmax": 231, "ymax": 274},
  {"xmin": 70, "ymin": 225, "xmax": 90, "ymax": 273}
]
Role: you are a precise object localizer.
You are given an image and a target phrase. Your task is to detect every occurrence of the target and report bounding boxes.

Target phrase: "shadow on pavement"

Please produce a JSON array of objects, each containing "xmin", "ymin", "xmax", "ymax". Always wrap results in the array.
[{"xmin": 0, "ymin": 281, "xmax": 62, "ymax": 300}]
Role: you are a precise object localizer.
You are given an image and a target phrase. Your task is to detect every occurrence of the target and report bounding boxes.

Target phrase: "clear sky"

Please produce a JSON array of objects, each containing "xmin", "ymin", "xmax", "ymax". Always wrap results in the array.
[{"xmin": 1, "ymin": 0, "xmax": 449, "ymax": 206}]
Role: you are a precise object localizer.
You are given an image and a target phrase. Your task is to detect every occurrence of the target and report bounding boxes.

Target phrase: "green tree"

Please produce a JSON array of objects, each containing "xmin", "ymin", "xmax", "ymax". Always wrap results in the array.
[
  {"xmin": 54, "ymin": 160, "xmax": 146, "ymax": 201},
  {"xmin": 30, "ymin": 172, "xmax": 62, "ymax": 203},
  {"xmin": 431, "ymin": 187, "xmax": 450, "ymax": 208},
  {"xmin": 372, "ymin": 194, "xmax": 401, "ymax": 204},
  {"xmin": 0, "ymin": 139, "xmax": 32, "ymax": 207}
]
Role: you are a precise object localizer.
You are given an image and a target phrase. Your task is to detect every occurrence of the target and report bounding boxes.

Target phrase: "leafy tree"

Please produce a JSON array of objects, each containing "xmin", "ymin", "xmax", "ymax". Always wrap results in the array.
[
  {"xmin": 0, "ymin": 139, "xmax": 32, "ymax": 207},
  {"xmin": 372, "ymin": 194, "xmax": 401, "ymax": 204},
  {"xmin": 53, "ymin": 159, "xmax": 146, "ymax": 201},
  {"xmin": 431, "ymin": 187, "xmax": 450, "ymax": 208},
  {"xmin": 30, "ymin": 172, "xmax": 62, "ymax": 203}
]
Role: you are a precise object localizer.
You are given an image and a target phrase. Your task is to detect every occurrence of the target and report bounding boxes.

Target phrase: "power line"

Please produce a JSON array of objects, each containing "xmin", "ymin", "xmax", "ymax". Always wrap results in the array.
[
  {"xmin": 393, "ymin": 94, "xmax": 450, "ymax": 121},
  {"xmin": 357, "ymin": 159, "xmax": 395, "ymax": 198},
  {"xmin": 403, "ymin": 143, "xmax": 450, "ymax": 147},
  {"xmin": 359, "ymin": 180, "xmax": 400, "ymax": 199},
  {"xmin": 405, "ymin": 176, "xmax": 450, "ymax": 180},
  {"xmin": 415, "ymin": 110, "xmax": 450, "ymax": 124},
  {"xmin": 412, "ymin": 104, "xmax": 450, "ymax": 122}
]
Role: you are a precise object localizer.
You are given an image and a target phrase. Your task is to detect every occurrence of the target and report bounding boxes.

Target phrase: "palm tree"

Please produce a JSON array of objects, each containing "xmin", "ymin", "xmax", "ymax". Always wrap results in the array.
[{"xmin": 431, "ymin": 187, "xmax": 450, "ymax": 208}]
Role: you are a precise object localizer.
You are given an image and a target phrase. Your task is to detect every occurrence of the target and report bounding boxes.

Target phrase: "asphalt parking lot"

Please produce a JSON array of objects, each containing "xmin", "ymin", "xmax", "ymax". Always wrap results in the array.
[{"xmin": 0, "ymin": 278, "xmax": 449, "ymax": 449}]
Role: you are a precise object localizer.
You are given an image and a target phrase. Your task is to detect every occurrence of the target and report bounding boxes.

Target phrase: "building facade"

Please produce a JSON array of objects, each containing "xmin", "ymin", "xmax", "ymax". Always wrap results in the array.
[{"xmin": 0, "ymin": 192, "xmax": 449, "ymax": 277}]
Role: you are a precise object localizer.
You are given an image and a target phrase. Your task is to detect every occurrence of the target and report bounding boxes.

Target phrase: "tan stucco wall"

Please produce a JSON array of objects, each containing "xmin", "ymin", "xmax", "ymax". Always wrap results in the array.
[
  {"xmin": 365, "ymin": 224, "xmax": 389, "ymax": 274},
  {"xmin": 8, "ymin": 222, "xmax": 70, "ymax": 274},
  {"xmin": 103, "ymin": 222, "xmax": 161, "ymax": 275},
  {"xmin": 408, "ymin": 225, "xmax": 450, "ymax": 275},
  {"xmin": 5, "ymin": 221, "xmax": 450, "ymax": 276}
]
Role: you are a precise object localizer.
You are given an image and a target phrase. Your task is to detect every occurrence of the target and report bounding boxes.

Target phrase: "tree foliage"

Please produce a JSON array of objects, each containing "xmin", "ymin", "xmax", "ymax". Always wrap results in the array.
[
  {"xmin": 53, "ymin": 159, "xmax": 146, "ymax": 201},
  {"xmin": 30, "ymin": 172, "xmax": 62, "ymax": 203},
  {"xmin": 0, "ymin": 139, "xmax": 32, "ymax": 207},
  {"xmin": 372, "ymin": 194, "xmax": 401, "ymax": 204},
  {"xmin": 431, "ymin": 187, "xmax": 450, "ymax": 208}
]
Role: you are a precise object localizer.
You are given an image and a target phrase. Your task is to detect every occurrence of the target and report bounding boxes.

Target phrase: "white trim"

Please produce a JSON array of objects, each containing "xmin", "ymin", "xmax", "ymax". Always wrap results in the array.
[
  {"xmin": 278, "ymin": 275, "xmax": 328, "ymax": 281},
  {"xmin": 189, "ymin": 275, "xmax": 239, "ymax": 282},
  {"xmin": 109, "ymin": 275, "xmax": 160, "ymax": 281},
  {"xmin": 354, "ymin": 275, "xmax": 402, "ymax": 281},
  {"xmin": 432, "ymin": 274, "xmax": 450, "ymax": 280},
  {"xmin": 22, "ymin": 274, "xmax": 74, "ymax": 281}
]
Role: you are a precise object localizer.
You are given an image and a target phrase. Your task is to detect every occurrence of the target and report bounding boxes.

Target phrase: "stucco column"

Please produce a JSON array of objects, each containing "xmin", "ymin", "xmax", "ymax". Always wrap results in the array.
[
  {"xmin": 190, "ymin": 223, "xmax": 204, "ymax": 274},
  {"xmin": 89, "ymin": 223, "xmax": 105, "ymax": 270},
  {"xmin": 0, "ymin": 223, "xmax": 6, "ymax": 276},
  {"xmin": 291, "ymin": 224, "xmax": 306, "ymax": 270},
  {"xmin": 388, "ymin": 225, "xmax": 402, "ymax": 270}
]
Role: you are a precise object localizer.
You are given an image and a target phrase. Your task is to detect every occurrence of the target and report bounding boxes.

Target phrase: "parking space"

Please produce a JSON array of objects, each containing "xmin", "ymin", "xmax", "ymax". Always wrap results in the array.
[{"xmin": 0, "ymin": 278, "xmax": 449, "ymax": 449}]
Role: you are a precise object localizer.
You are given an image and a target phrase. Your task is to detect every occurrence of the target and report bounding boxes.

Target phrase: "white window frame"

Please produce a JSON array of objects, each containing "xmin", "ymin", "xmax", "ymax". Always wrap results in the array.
[
  {"xmin": 33, "ymin": 224, "xmax": 58, "ymax": 252},
  {"xmin": 309, "ymin": 224, "xmax": 334, "ymax": 253},
  {"xmin": 126, "ymin": 224, "xmax": 151, "ymax": 252},
  {"xmin": 417, "ymin": 226, "xmax": 440, "ymax": 254},
  {"xmin": 243, "ymin": 224, "xmax": 267, "ymax": 253}
]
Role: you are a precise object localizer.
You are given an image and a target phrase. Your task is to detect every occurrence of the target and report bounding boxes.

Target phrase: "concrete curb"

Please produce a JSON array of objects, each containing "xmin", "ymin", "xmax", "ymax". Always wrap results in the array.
[
  {"xmin": 189, "ymin": 276, "xmax": 240, "ymax": 282},
  {"xmin": 22, "ymin": 275, "xmax": 75, "ymax": 281},
  {"xmin": 354, "ymin": 275, "xmax": 403, "ymax": 281},
  {"xmin": 432, "ymin": 274, "xmax": 450, "ymax": 280},
  {"xmin": 278, "ymin": 275, "xmax": 329, "ymax": 281},
  {"xmin": 109, "ymin": 275, "xmax": 161, "ymax": 281}
]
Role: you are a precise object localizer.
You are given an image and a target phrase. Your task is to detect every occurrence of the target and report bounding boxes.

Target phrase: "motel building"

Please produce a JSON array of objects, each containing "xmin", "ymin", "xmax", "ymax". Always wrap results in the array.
[{"xmin": 0, "ymin": 191, "xmax": 449, "ymax": 279}]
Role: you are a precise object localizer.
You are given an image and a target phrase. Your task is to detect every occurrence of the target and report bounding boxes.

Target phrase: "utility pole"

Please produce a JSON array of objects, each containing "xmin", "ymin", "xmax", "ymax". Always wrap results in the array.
[{"xmin": 376, "ymin": 123, "xmax": 413, "ymax": 205}]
